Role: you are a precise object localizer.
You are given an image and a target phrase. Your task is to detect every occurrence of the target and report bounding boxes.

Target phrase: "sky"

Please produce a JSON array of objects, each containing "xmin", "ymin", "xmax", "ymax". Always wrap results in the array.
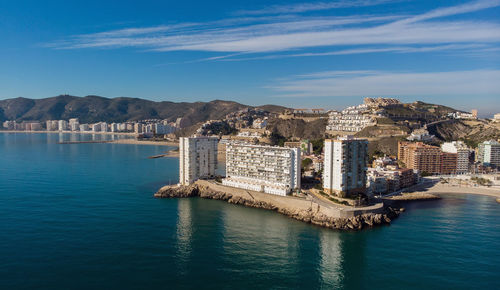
[{"xmin": 0, "ymin": 0, "xmax": 499, "ymax": 116}]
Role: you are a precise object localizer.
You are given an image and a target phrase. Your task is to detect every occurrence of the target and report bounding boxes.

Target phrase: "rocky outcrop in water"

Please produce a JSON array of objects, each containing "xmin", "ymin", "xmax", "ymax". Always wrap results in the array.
[{"xmin": 155, "ymin": 184, "xmax": 401, "ymax": 231}]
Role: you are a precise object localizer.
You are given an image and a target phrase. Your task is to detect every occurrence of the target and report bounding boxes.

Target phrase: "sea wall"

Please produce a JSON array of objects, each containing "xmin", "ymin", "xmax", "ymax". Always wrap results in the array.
[{"xmin": 154, "ymin": 181, "xmax": 400, "ymax": 231}]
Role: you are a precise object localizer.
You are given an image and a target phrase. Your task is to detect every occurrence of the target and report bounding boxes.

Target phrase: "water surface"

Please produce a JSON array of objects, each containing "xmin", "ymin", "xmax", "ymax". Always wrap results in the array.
[{"xmin": 0, "ymin": 133, "xmax": 499, "ymax": 289}]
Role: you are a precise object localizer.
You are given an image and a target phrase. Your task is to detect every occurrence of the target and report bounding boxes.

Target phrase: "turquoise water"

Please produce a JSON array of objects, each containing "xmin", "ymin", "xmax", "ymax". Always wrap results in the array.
[{"xmin": 1, "ymin": 133, "xmax": 499, "ymax": 289}]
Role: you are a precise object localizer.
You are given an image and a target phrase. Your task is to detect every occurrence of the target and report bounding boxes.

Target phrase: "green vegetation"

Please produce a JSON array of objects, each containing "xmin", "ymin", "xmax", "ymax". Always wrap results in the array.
[
  {"xmin": 270, "ymin": 131, "xmax": 287, "ymax": 146},
  {"xmin": 301, "ymin": 158, "xmax": 312, "ymax": 169},
  {"xmin": 471, "ymin": 177, "xmax": 492, "ymax": 187},
  {"xmin": 311, "ymin": 138, "xmax": 324, "ymax": 155},
  {"xmin": 204, "ymin": 121, "xmax": 236, "ymax": 136}
]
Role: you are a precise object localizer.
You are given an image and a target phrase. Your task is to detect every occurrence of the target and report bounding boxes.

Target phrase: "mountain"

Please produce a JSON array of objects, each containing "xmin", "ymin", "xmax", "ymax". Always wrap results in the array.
[{"xmin": 0, "ymin": 95, "xmax": 286, "ymax": 127}]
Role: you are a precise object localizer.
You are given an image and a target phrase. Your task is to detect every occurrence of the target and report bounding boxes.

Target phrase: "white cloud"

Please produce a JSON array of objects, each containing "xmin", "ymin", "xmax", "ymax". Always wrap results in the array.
[
  {"xmin": 234, "ymin": 0, "xmax": 395, "ymax": 15},
  {"xmin": 269, "ymin": 70, "xmax": 500, "ymax": 97},
  {"xmin": 48, "ymin": 0, "xmax": 500, "ymax": 57}
]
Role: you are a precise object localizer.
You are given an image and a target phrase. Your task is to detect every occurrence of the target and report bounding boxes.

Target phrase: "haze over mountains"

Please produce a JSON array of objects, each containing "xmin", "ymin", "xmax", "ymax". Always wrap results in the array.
[{"xmin": 0, "ymin": 95, "xmax": 285, "ymax": 127}]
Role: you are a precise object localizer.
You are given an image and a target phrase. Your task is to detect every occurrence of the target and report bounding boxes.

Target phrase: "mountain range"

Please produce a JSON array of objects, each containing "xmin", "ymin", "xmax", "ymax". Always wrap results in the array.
[{"xmin": 0, "ymin": 95, "xmax": 285, "ymax": 127}]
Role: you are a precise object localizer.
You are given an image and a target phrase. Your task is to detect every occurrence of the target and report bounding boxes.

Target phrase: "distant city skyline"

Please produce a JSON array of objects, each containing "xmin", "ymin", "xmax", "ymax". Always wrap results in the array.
[{"xmin": 0, "ymin": 0, "xmax": 499, "ymax": 116}]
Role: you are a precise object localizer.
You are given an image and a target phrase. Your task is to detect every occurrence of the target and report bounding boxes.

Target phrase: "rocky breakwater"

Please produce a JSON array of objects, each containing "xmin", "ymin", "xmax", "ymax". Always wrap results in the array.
[{"xmin": 155, "ymin": 183, "xmax": 401, "ymax": 231}]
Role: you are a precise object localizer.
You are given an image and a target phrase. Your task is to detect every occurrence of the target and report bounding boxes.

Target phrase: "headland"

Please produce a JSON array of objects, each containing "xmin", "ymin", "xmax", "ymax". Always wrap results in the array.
[{"xmin": 155, "ymin": 180, "xmax": 401, "ymax": 231}]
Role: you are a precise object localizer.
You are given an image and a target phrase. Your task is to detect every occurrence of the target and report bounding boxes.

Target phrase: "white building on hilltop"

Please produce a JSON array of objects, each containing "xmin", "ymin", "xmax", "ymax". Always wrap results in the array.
[
  {"xmin": 222, "ymin": 144, "xmax": 301, "ymax": 196},
  {"xmin": 323, "ymin": 136, "xmax": 368, "ymax": 197},
  {"xmin": 441, "ymin": 141, "xmax": 471, "ymax": 174},
  {"xmin": 179, "ymin": 137, "xmax": 219, "ymax": 185},
  {"xmin": 326, "ymin": 105, "xmax": 375, "ymax": 133}
]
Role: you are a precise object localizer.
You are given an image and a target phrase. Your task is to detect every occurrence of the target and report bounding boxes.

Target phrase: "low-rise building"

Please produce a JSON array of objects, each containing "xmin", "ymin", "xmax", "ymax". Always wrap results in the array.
[{"xmin": 223, "ymin": 144, "xmax": 301, "ymax": 196}]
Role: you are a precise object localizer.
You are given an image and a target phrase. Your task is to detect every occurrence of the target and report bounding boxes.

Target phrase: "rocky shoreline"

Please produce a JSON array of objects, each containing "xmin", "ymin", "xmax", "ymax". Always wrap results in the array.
[{"xmin": 154, "ymin": 183, "xmax": 402, "ymax": 231}]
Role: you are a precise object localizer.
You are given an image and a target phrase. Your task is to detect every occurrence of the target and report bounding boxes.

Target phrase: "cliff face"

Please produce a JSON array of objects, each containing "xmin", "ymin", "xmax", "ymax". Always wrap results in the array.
[{"xmin": 155, "ymin": 184, "xmax": 400, "ymax": 231}]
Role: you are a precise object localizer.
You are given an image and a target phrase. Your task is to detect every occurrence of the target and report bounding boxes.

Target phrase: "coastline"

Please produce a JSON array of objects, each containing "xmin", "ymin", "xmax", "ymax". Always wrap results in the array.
[
  {"xmin": 416, "ymin": 184, "xmax": 500, "ymax": 199},
  {"xmin": 155, "ymin": 180, "xmax": 401, "ymax": 231},
  {"xmin": 110, "ymin": 139, "xmax": 179, "ymax": 147},
  {"xmin": 0, "ymin": 130, "xmax": 135, "ymax": 136}
]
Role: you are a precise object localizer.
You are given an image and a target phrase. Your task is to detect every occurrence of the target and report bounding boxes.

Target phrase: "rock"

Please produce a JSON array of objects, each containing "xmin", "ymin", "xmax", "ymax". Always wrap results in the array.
[{"xmin": 154, "ymin": 184, "xmax": 400, "ymax": 231}]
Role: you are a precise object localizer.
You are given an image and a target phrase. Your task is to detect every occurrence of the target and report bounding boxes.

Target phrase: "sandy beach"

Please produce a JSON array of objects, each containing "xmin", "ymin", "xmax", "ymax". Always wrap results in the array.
[{"xmin": 414, "ymin": 183, "xmax": 500, "ymax": 199}]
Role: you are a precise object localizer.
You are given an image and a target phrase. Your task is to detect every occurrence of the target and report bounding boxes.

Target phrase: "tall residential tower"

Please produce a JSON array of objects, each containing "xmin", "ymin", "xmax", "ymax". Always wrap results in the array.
[
  {"xmin": 323, "ymin": 136, "xmax": 368, "ymax": 197},
  {"xmin": 179, "ymin": 137, "xmax": 219, "ymax": 185}
]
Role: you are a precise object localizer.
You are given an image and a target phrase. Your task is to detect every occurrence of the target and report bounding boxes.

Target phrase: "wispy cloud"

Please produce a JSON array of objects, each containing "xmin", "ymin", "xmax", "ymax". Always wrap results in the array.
[
  {"xmin": 269, "ymin": 70, "xmax": 500, "ymax": 97},
  {"xmin": 47, "ymin": 0, "xmax": 500, "ymax": 58},
  {"xmin": 234, "ymin": 0, "xmax": 395, "ymax": 15}
]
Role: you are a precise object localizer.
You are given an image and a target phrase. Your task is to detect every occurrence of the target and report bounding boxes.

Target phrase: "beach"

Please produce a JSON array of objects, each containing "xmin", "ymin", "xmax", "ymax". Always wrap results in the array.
[{"xmin": 412, "ymin": 183, "xmax": 500, "ymax": 199}]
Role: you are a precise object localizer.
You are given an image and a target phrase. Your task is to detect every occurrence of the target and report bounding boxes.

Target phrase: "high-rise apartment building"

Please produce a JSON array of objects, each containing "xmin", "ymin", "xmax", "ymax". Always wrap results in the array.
[
  {"xmin": 58, "ymin": 120, "xmax": 68, "ymax": 131},
  {"xmin": 441, "ymin": 141, "xmax": 470, "ymax": 174},
  {"xmin": 222, "ymin": 144, "xmax": 301, "ymax": 196},
  {"xmin": 478, "ymin": 140, "xmax": 500, "ymax": 168},
  {"xmin": 179, "ymin": 137, "xmax": 219, "ymax": 185},
  {"xmin": 323, "ymin": 136, "xmax": 368, "ymax": 196},
  {"xmin": 69, "ymin": 118, "xmax": 79, "ymax": 131},
  {"xmin": 46, "ymin": 120, "xmax": 58, "ymax": 131},
  {"xmin": 398, "ymin": 141, "xmax": 458, "ymax": 175}
]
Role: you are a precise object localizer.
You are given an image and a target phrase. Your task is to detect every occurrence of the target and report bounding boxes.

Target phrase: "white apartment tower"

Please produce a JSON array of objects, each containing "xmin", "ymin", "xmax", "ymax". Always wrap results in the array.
[
  {"xmin": 478, "ymin": 140, "xmax": 500, "ymax": 168},
  {"xmin": 323, "ymin": 136, "xmax": 368, "ymax": 197},
  {"xmin": 179, "ymin": 137, "xmax": 219, "ymax": 185},
  {"xmin": 58, "ymin": 120, "xmax": 68, "ymax": 131},
  {"xmin": 69, "ymin": 118, "xmax": 79, "ymax": 131},
  {"xmin": 441, "ymin": 141, "xmax": 470, "ymax": 174},
  {"xmin": 222, "ymin": 144, "xmax": 301, "ymax": 196}
]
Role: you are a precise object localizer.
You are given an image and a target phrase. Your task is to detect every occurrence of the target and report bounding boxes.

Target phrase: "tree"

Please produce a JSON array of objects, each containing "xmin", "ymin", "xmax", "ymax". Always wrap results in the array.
[{"xmin": 301, "ymin": 158, "xmax": 312, "ymax": 170}]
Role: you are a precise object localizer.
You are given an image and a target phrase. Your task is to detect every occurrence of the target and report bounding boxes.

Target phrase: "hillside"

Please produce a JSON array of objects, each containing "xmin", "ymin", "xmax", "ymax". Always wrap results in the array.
[
  {"xmin": 384, "ymin": 101, "xmax": 458, "ymax": 122},
  {"xmin": 0, "ymin": 95, "xmax": 286, "ymax": 127},
  {"xmin": 427, "ymin": 119, "xmax": 500, "ymax": 147},
  {"xmin": 266, "ymin": 118, "xmax": 327, "ymax": 140}
]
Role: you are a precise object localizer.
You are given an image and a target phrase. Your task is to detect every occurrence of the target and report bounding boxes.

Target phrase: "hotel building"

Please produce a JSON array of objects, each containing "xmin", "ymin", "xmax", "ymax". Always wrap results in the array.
[
  {"xmin": 222, "ymin": 144, "xmax": 301, "ymax": 196},
  {"xmin": 179, "ymin": 136, "xmax": 219, "ymax": 185},
  {"xmin": 323, "ymin": 136, "xmax": 368, "ymax": 196}
]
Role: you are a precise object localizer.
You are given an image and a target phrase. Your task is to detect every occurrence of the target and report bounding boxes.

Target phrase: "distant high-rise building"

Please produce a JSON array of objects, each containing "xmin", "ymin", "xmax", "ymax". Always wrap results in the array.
[
  {"xmin": 441, "ymin": 141, "xmax": 471, "ymax": 174},
  {"xmin": 58, "ymin": 120, "xmax": 68, "ymax": 131},
  {"xmin": 79, "ymin": 124, "xmax": 89, "ymax": 131},
  {"xmin": 100, "ymin": 122, "xmax": 108, "ymax": 132},
  {"xmin": 110, "ymin": 123, "xmax": 118, "ymax": 132},
  {"xmin": 179, "ymin": 137, "xmax": 219, "ymax": 185},
  {"xmin": 478, "ymin": 140, "xmax": 500, "ymax": 168},
  {"xmin": 69, "ymin": 118, "xmax": 79, "ymax": 131},
  {"xmin": 46, "ymin": 120, "xmax": 58, "ymax": 131},
  {"xmin": 323, "ymin": 136, "xmax": 368, "ymax": 197},
  {"xmin": 134, "ymin": 123, "xmax": 143, "ymax": 134}
]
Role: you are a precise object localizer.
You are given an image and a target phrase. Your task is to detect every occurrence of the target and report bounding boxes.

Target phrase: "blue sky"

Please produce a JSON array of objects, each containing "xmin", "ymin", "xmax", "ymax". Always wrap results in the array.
[{"xmin": 0, "ymin": 0, "xmax": 499, "ymax": 116}]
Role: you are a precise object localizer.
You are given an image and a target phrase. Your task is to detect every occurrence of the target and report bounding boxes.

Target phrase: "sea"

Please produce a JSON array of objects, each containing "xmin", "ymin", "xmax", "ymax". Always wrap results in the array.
[{"xmin": 0, "ymin": 132, "xmax": 499, "ymax": 289}]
